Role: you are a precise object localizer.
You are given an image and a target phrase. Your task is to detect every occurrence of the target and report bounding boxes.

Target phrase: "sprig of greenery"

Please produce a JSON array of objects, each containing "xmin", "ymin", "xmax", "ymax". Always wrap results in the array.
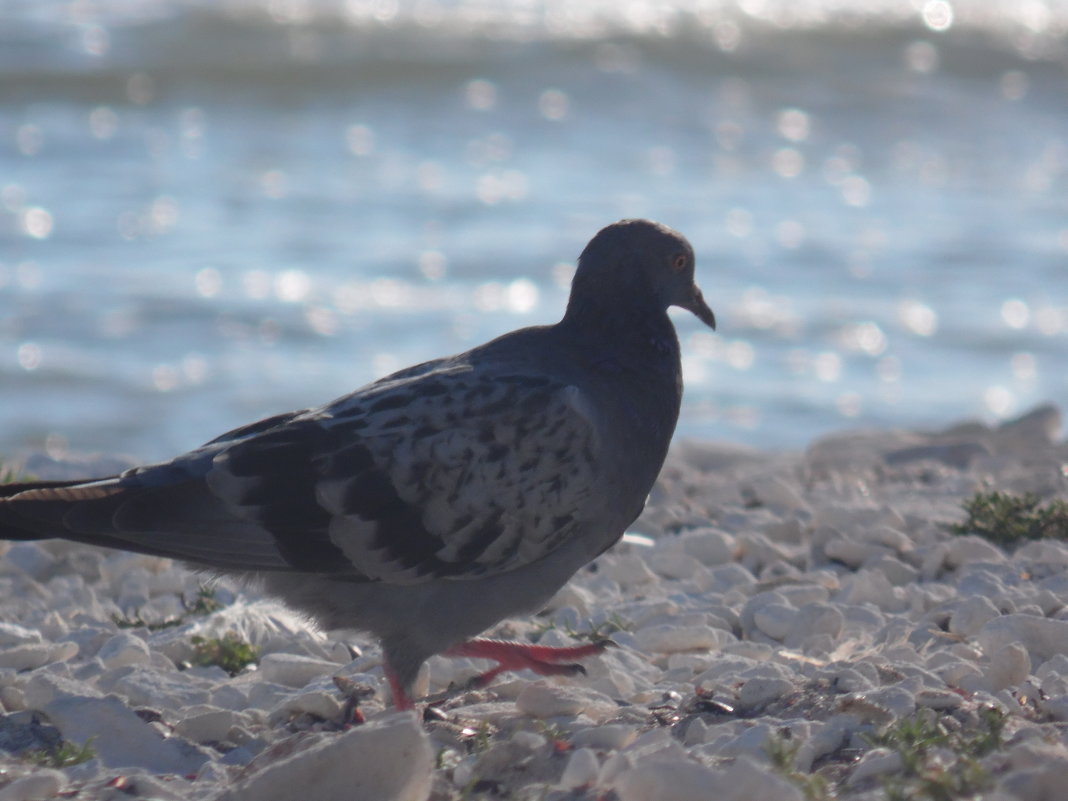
[
  {"xmin": 862, "ymin": 707, "xmax": 1005, "ymax": 800},
  {"xmin": 23, "ymin": 737, "xmax": 96, "ymax": 768},
  {"xmin": 764, "ymin": 731, "xmax": 831, "ymax": 801},
  {"xmin": 190, "ymin": 633, "xmax": 258, "ymax": 676},
  {"xmin": 950, "ymin": 491, "xmax": 1068, "ymax": 546}
]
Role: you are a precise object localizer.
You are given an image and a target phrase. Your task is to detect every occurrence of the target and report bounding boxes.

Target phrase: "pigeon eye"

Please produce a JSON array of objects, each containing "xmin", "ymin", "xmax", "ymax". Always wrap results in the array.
[{"xmin": 671, "ymin": 254, "xmax": 688, "ymax": 272}]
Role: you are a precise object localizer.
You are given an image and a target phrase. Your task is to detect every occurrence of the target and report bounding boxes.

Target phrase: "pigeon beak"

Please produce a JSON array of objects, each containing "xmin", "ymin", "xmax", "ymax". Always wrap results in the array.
[{"xmin": 678, "ymin": 284, "xmax": 717, "ymax": 330}]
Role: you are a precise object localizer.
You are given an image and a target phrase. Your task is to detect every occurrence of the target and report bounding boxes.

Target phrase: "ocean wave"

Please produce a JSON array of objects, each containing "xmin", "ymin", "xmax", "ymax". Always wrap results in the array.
[{"xmin": 2, "ymin": 0, "xmax": 1065, "ymax": 90}]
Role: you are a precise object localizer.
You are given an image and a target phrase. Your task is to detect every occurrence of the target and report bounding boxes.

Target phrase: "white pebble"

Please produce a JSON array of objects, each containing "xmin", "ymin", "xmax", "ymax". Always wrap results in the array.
[
  {"xmin": 257, "ymin": 653, "xmax": 339, "ymax": 688},
  {"xmin": 737, "ymin": 676, "xmax": 794, "ymax": 711},
  {"xmin": 979, "ymin": 614, "xmax": 1068, "ymax": 665},
  {"xmin": 174, "ymin": 709, "xmax": 241, "ymax": 744},
  {"xmin": 515, "ymin": 681, "xmax": 589, "ymax": 718},
  {"xmin": 0, "ymin": 641, "xmax": 77, "ymax": 671},
  {"xmin": 613, "ymin": 760, "xmax": 723, "ymax": 801},
  {"xmin": 847, "ymin": 747, "xmax": 903, "ymax": 786},
  {"xmin": 949, "ymin": 595, "xmax": 1001, "ymax": 638},
  {"xmin": 558, "ymin": 747, "xmax": 599, "ymax": 789},
  {"xmin": 985, "ymin": 641, "xmax": 1030, "ymax": 692},
  {"xmin": 570, "ymin": 724, "xmax": 637, "ymax": 750},
  {"xmin": 945, "ymin": 536, "xmax": 1005, "ymax": 568},
  {"xmin": 633, "ymin": 624, "xmax": 725, "ymax": 654},
  {"xmin": 680, "ymin": 529, "xmax": 734, "ymax": 566},
  {"xmin": 216, "ymin": 712, "xmax": 432, "ymax": 801},
  {"xmin": 97, "ymin": 632, "xmax": 151, "ymax": 669},
  {"xmin": 0, "ymin": 769, "xmax": 65, "ymax": 801},
  {"xmin": 753, "ymin": 604, "xmax": 796, "ymax": 641}
]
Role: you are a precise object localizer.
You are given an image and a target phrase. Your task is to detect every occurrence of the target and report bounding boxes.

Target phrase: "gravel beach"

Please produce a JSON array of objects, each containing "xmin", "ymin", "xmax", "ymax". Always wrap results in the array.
[{"xmin": 1, "ymin": 405, "xmax": 1067, "ymax": 800}]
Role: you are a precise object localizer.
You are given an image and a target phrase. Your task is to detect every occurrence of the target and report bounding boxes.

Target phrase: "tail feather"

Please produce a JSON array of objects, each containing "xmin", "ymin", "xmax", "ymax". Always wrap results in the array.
[{"xmin": 0, "ymin": 477, "xmax": 119, "ymax": 540}]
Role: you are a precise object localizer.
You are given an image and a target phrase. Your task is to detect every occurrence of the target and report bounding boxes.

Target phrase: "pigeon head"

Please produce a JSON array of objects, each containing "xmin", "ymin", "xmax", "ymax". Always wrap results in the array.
[{"xmin": 568, "ymin": 219, "xmax": 716, "ymax": 330}]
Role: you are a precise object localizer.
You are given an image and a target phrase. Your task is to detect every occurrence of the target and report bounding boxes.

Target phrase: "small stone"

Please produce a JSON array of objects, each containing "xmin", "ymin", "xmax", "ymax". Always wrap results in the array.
[
  {"xmin": 737, "ymin": 676, "xmax": 794, "ymax": 711},
  {"xmin": 2, "ymin": 543, "xmax": 55, "ymax": 579},
  {"xmin": 633, "ymin": 624, "xmax": 725, "ymax": 654},
  {"xmin": 217, "ymin": 712, "xmax": 432, "ymax": 801},
  {"xmin": 0, "ymin": 623, "xmax": 43, "ymax": 648},
  {"xmin": 785, "ymin": 603, "xmax": 843, "ymax": 647},
  {"xmin": 558, "ymin": 748, "xmax": 599, "ymax": 789},
  {"xmin": 599, "ymin": 554, "xmax": 658, "ymax": 588},
  {"xmin": 824, "ymin": 539, "xmax": 868, "ymax": 569},
  {"xmin": 42, "ymin": 693, "xmax": 210, "ymax": 774},
  {"xmin": 270, "ymin": 690, "xmax": 342, "ymax": 723},
  {"xmin": 97, "ymin": 632, "xmax": 151, "ymax": 670},
  {"xmin": 0, "ymin": 769, "xmax": 66, "ymax": 801},
  {"xmin": 847, "ymin": 747, "xmax": 903, "ymax": 786},
  {"xmin": 613, "ymin": 760, "xmax": 723, "ymax": 801},
  {"xmin": 945, "ymin": 536, "xmax": 1005, "ymax": 568},
  {"xmin": 985, "ymin": 641, "xmax": 1030, "ymax": 692},
  {"xmin": 257, "ymin": 653, "xmax": 339, "ymax": 688},
  {"xmin": 681, "ymin": 529, "xmax": 734, "ymax": 566},
  {"xmin": 949, "ymin": 595, "xmax": 1000, "ymax": 638},
  {"xmin": 515, "ymin": 681, "xmax": 589, "ymax": 718},
  {"xmin": 0, "ymin": 641, "xmax": 78, "ymax": 671},
  {"xmin": 174, "ymin": 708, "xmax": 241, "ymax": 744},
  {"xmin": 570, "ymin": 724, "xmax": 637, "ymax": 750},
  {"xmin": 752, "ymin": 604, "xmax": 796, "ymax": 641},
  {"xmin": 718, "ymin": 755, "xmax": 805, "ymax": 801},
  {"xmin": 979, "ymin": 614, "xmax": 1068, "ymax": 665}
]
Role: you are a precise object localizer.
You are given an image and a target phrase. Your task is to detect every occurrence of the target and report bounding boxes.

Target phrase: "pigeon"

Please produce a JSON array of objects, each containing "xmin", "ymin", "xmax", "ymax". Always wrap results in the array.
[{"xmin": 0, "ymin": 218, "xmax": 715, "ymax": 709}]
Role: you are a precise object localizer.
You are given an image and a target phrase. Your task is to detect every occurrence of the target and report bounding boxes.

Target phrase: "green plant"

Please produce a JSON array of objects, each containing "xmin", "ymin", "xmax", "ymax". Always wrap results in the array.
[
  {"xmin": 190, "ymin": 633, "xmax": 258, "ymax": 676},
  {"xmin": 185, "ymin": 584, "xmax": 225, "ymax": 615},
  {"xmin": 23, "ymin": 737, "xmax": 96, "ymax": 768},
  {"xmin": 950, "ymin": 491, "xmax": 1068, "ymax": 546},
  {"xmin": 764, "ymin": 731, "xmax": 831, "ymax": 801},
  {"xmin": 0, "ymin": 459, "xmax": 33, "ymax": 484},
  {"xmin": 862, "ymin": 707, "xmax": 1006, "ymax": 800}
]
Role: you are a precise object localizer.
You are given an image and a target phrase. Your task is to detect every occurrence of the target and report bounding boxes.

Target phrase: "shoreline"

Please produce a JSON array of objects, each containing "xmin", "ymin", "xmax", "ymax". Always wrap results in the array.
[{"xmin": 1, "ymin": 404, "xmax": 1066, "ymax": 799}]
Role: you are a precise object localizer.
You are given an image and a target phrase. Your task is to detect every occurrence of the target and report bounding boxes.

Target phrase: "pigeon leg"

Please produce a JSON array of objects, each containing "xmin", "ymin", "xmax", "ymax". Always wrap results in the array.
[
  {"xmin": 384, "ymin": 662, "xmax": 416, "ymax": 711},
  {"xmin": 443, "ymin": 638, "xmax": 611, "ymax": 690}
]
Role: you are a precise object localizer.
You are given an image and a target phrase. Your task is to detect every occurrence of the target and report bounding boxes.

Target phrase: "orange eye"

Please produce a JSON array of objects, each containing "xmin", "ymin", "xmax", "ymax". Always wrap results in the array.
[{"xmin": 671, "ymin": 253, "xmax": 688, "ymax": 272}]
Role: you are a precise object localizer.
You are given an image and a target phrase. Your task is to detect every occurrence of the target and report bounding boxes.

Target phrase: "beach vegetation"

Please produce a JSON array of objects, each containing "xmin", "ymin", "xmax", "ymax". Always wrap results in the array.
[
  {"xmin": 951, "ymin": 490, "xmax": 1068, "ymax": 545},
  {"xmin": 190, "ymin": 633, "xmax": 258, "ymax": 676}
]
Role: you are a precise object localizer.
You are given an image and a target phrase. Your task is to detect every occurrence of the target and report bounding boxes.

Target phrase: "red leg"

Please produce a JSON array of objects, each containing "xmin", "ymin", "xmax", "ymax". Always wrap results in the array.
[
  {"xmin": 384, "ymin": 663, "xmax": 415, "ymax": 711},
  {"xmin": 443, "ymin": 638, "xmax": 610, "ymax": 690}
]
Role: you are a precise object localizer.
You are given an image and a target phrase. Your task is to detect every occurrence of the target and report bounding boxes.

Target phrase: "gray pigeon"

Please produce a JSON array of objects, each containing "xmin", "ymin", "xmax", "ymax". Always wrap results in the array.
[{"xmin": 0, "ymin": 219, "xmax": 715, "ymax": 708}]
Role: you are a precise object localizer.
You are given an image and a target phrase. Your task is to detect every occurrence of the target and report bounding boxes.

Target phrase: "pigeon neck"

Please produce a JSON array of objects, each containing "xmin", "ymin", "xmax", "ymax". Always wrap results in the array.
[{"xmin": 561, "ymin": 292, "xmax": 680, "ymax": 366}]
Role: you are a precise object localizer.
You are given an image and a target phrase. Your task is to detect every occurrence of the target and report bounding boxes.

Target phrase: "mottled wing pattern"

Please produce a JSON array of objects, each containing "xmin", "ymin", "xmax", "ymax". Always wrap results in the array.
[{"xmin": 206, "ymin": 366, "xmax": 601, "ymax": 584}]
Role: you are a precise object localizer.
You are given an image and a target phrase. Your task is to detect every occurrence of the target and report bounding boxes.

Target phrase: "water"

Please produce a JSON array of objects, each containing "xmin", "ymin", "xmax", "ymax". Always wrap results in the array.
[{"xmin": 1, "ymin": 0, "xmax": 1066, "ymax": 462}]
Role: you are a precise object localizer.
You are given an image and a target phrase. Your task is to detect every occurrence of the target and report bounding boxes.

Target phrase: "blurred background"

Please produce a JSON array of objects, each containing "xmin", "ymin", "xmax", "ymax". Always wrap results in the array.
[{"xmin": 1, "ymin": 0, "xmax": 1066, "ymax": 462}]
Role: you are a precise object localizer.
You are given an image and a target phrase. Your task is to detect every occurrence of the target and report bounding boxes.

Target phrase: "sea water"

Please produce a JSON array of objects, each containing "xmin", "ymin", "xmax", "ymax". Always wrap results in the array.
[{"xmin": 1, "ymin": 0, "xmax": 1066, "ymax": 461}]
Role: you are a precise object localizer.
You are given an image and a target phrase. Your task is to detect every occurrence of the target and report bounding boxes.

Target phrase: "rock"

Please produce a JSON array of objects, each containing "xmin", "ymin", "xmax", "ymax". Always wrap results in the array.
[
  {"xmin": 516, "ymin": 681, "xmax": 596, "ymax": 719},
  {"xmin": 945, "ymin": 536, "xmax": 1005, "ymax": 568},
  {"xmin": 752, "ymin": 604, "xmax": 796, "ymax": 641},
  {"xmin": 718, "ymin": 755, "xmax": 805, "ymax": 801},
  {"xmin": 785, "ymin": 603, "xmax": 843, "ymax": 647},
  {"xmin": 985, "ymin": 641, "xmax": 1030, "ymax": 692},
  {"xmin": 949, "ymin": 596, "xmax": 1001, "ymax": 638},
  {"xmin": 174, "ymin": 708, "xmax": 242, "ymax": 744},
  {"xmin": 257, "ymin": 653, "xmax": 339, "ymax": 688},
  {"xmin": 612, "ymin": 759, "xmax": 723, "ymax": 801},
  {"xmin": 680, "ymin": 529, "xmax": 734, "ymax": 566},
  {"xmin": 0, "ymin": 769, "xmax": 66, "ymax": 801},
  {"xmin": 0, "ymin": 623, "xmax": 43, "ymax": 648},
  {"xmin": 633, "ymin": 624, "xmax": 725, "ymax": 654},
  {"xmin": 0, "ymin": 641, "xmax": 78, "ymax": 671},
  {"xmin": 979, "ymin": 615, "xmax": 1068, "ymax": 665},
  {"xmin": 97, "ymin": 631, "xmax": 151, "ymax": 669},
  {"xmin": 570, "ymin": 724, "xmax": 638, "ymax": 750},
  {"xmin": 217, "ymin": 712, "xmax": 432, "ymax": 801},
  {"xmin": 558, "ymin": 748, "xmax": 599, "ymax": 789},
  {"xmin": 737, "ymin": 676, "xmax": 794, "ymax": 711},
  {"xmin": 42, "ymin": 693, "xmax": 210, "ymax": 774},
  {"xmin": 847, "ymin": 747, "xmax": 903, "ymax": 786}
]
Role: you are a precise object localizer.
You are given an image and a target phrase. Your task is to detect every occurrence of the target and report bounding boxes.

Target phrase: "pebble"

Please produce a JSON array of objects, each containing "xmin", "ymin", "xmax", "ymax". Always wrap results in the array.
[
  {"xmin": 216, "ymin": 713, "xmax": 432, "ymax": 801},
  {"xmin": 0, "ymin": 770, "xmax": 66, "ymax": 801},
  {"xmin": 257, "ymin": 653, "xmax": 340, "ymax": 688}
]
